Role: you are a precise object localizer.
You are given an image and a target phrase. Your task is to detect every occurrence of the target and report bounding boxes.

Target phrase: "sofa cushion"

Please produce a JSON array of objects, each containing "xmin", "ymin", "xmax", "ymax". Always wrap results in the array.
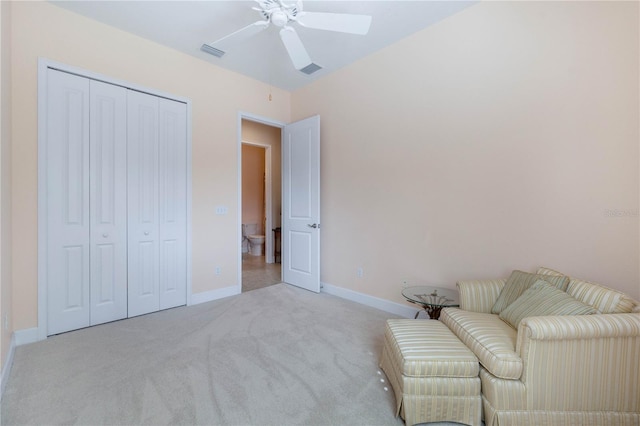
[
  {"xmin": 499, "ymin": 280, "xmax": 598, "ymax": 329},
  {"xmin": 440, "ymin": 308, "xmax": 522, "ymax": 380},
  {"xmin": 491, "ymin": 270, "xmax": 570, "ymax": 314},
  {"xmin": 567, "ymin": 278, "xmax": 637, "ymax": 314}
]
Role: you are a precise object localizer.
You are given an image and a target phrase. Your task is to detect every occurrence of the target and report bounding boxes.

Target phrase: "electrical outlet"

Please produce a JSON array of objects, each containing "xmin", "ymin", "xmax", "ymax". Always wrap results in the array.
[
  {"xmin": 357, "ymin": 267, "xmax": 364, "ymax": 278},
  {"xmin": 402, "ymin": 280, "xmax": 409, "ymax": 288},
  {"xmin": 215, "ymin": 266, "xmax": 221, "ymax": 275}
]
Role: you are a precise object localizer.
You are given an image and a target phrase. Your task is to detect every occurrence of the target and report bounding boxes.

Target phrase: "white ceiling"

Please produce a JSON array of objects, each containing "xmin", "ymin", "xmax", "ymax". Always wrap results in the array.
[{"xmin": 50, "ymin": 1, "xmax": 476, "ymax": 91}]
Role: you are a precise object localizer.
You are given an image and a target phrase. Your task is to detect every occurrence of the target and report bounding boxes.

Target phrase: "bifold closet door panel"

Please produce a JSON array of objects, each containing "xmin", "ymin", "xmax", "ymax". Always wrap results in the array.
[
  {"xmin": 45, "ymin": 68, "xmax": 188, "ymax": 334},
  {"xmin": 127, "ymin": 90, "xmax": 161, "ymax": 317},
  {"xmin": 127, "ymin": 92, "xmax": 188, "ymax": 317},
  {"xmin": 158, "ymin": 98, "xmax": 187, "ymax": 310},
  {"xmin": 46, "ymin": 69, "xmax": 91, "ymax": 335},
  {"xmin": 89, "ymin": 80, "xmax": 128, "ymax": 326}
]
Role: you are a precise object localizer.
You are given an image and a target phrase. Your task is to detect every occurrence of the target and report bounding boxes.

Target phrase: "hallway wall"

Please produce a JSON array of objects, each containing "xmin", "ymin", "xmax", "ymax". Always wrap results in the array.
[
  {"xmin": 242, "ymin": 145, "xmax": 266, "ymax": 232},
  {"xmin": 242, "ymin": 119, "xmax": 282, "ymax": 230}
]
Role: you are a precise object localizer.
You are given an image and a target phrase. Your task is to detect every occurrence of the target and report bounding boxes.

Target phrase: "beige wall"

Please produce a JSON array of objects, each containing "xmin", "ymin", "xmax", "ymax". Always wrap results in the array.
[
  {"xmin": 242, "ymin": 145, "xmax": 266, "ymax": 230},
  {"xmin": 10, "ymin": 1, "xmax": 290, "ymax": 330},
  {"xmin": 5, "ymin": 0, "xmax": 640, "ymax": 338},
  {"xmin": 1, "ymin": 0, "xmax": 13, "ymax": 368},
  {"xmin": 291, "ymin": 1, "xmax": 640, "ymax": 303},
  {"xmin": 242, "ymin": 119, "xmax": 282, "ymax": 229}
]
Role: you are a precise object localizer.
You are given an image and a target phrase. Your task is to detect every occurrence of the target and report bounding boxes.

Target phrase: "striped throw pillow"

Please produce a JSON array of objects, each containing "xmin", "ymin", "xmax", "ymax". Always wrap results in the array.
[
  {"xmin": 499, "ymin": 279, "xmax": 598, "ymax": 329},
  {"xmin": 567, "ymin": 278, "xmax": 634, "ymax": 314},
  {"xmin": 491, "ymin": 270, "xmax": 569, "ymax": 314},
  {"xmin": 536, "ymin": 266, "xmax": 565, "ymax": 276}
]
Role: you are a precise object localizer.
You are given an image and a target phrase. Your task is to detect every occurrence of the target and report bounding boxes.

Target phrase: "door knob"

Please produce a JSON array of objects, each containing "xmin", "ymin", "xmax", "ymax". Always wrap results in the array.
[
  {"xmin": 144, "ymin": 231, "xmax": 150, "ymax": 235},
  {"xmin": 102, "ymin": 233, "xmax": 108, "ymax": 238},
  {"xmin": 307, "ymin": 223, "xmax": 319, "ymax": 229}
]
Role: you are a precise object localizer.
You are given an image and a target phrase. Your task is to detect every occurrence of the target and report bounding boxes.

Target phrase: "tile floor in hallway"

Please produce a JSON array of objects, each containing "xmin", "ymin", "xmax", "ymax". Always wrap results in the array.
[{"xmin": 242, "ymin": 252, "xmax": 282, "ymax": 292}]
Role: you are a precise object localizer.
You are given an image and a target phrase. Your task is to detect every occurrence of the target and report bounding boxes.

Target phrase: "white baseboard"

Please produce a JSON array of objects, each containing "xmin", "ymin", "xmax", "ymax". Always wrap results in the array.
[
  {"xmin": 1, "ymin": 332, "xmax": 16, "ymax": 400},
  {"xmin": 14, "ymin": 288, "xmax": 241, "ymax": 348},
  {"xmin": 321, "ymin": 282, "xmax": 415, "ymax": 318},
  {"xmin": 190, "ymin": 285, "xmax": 241, "ymax": 306},
  {"xmin": 14, "ymin": 327, "xmax": 40, "ymax": 346}
]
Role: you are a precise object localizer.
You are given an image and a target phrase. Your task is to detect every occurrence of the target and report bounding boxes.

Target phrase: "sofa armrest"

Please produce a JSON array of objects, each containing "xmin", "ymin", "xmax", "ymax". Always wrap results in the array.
[
  {"xmin": 456, "ymin": 279, "xmax": 506, "ymax": 313},
  {"xmin": 516, "ymin": 313, "xmax": 640, "ymax": 412}
]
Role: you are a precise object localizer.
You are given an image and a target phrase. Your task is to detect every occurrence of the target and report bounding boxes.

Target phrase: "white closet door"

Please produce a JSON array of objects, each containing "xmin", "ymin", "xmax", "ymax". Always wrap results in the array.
[
  {"xmin": 127, "ymin": 90, "xmax": 160, "ymax": 317},
  {"xmin": 158, "ymin": 98, "xmax": 187, "ymax": 310},
  {"xmin": 47, "ymin": 70, "xmax": 91, "ymax": 335},
  {"xmin": 89, "ymin": 80, "xmax": 128, "ymax": 325},
  {"xmin": 125, "ymin": 92, "xmax": 188, "ymax": 317}
]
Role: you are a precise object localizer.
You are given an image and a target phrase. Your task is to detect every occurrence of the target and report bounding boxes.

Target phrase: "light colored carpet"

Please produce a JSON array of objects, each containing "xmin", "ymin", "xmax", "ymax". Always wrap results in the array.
[{"xmin": 2, "ymin": 284, "xmax": 407, "ymax": 425}]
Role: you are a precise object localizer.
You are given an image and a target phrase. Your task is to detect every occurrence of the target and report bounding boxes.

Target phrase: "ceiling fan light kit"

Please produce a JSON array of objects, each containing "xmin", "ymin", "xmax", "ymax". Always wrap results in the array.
[{"xmin": 202, "ymin": 0, "xmax": 372, "ymax": 74}]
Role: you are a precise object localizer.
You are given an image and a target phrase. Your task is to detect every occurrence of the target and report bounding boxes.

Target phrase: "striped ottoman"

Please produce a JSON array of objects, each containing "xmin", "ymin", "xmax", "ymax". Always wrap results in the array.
[{"xmin": 379, "ymin": 319, "xmax": 481, "ymax": 426}]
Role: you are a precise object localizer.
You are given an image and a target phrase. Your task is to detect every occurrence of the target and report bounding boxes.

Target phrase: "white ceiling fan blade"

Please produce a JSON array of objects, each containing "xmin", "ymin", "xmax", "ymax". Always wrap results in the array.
[
  {"xmin": 297, "ymin": 12, "xmax": 372, "ymax": 35},
  {"xmin": 206, "ymin": 20, "xmax": 269, "ymax": 53},
  {"xmin": 279, "ymin": 27, "xmax": 312, "ymax": 70}
]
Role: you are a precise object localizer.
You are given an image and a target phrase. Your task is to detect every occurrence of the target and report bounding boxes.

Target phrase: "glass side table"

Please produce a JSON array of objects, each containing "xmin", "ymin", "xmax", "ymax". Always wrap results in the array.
[{"xmin": 402, "ymin": 286, "xmax": 460, "ymax": 319}]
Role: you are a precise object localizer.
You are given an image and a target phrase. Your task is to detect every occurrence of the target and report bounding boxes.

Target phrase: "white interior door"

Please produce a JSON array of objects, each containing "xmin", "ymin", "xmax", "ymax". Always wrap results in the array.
[
  {"xmin": 127, "ymin": 90, "xmax": 161, "ymax": 317},
  {"xmin": 158, "ymin": 98, "xmax": 188, "ymax": 310},
  {"xmin": 46, "ymin": 70, "xmax": 91, "ymax": 335},
  {"xmin": 282, "ymin": 115, "xmax": 321, "ymax": 293},
  {"xmin": 89, "ymin": 80, "xmax": 128, "ymax": 326}
]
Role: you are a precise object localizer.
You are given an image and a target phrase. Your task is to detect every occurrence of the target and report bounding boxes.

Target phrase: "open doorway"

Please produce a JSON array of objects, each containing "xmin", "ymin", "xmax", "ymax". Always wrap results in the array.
[{"xmin": 240, "ymin": 118, "xmax": 282, "ymax": 292}]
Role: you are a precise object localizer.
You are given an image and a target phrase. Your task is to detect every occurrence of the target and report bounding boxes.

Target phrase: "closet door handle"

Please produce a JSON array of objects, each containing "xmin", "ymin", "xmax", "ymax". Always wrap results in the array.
[
  {"xmin": 144, "ymin": 231, "xmax": 150, "ymax": 236},
  {"xmin": 102, "ymin": 233, "xmax": 108, "ymax": 238}
]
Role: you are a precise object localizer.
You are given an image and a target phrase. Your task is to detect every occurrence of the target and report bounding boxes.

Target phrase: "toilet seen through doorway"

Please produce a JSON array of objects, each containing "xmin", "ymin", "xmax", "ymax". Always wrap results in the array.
[{"xmin": 242, "ymin": 223, "xmax": 265, "ymax": 256}]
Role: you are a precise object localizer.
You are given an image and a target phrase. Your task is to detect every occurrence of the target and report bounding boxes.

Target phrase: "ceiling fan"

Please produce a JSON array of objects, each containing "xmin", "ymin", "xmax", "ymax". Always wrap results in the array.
[{"xmin": 201, "ymin": 0, "xmax": 372, "ymax": 74}]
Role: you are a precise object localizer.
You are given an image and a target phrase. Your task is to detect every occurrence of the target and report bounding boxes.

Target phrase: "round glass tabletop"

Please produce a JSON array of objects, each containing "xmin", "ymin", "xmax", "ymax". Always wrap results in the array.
[
  {"xmin": 402, "ymin": 286, "xmax": 459, "ymax": 319},
  {"xmin": 401, "ymin": 286, "xmax": 459, "ymax": 308}
]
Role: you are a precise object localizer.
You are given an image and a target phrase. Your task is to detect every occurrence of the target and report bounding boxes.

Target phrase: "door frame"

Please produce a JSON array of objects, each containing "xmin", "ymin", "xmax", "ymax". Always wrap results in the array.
[
  {"xmin": 37, "ymin": 58, "xmax": 193, "ymax": 340},
  {"xmin": 237, "ymin": 112, "xmax": 285, "ymax": 290}
]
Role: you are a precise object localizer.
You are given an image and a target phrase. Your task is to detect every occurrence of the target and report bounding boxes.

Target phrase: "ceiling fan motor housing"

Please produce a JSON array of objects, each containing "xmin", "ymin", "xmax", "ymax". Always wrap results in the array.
[
  {"xmin": 205, "ymin": 0, "xmax": 369, "ymax": 73},
  {"xmin": 259, "ymin": 0, "xmax": 301, "ymax": 25},
  {"xmin": 271, "ymin": 10, "xmax": 289, "ymax": 27}
]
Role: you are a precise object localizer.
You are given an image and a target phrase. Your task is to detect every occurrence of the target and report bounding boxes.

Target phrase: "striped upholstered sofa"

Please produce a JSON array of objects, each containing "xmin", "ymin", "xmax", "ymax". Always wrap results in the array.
[{"xmin": 439, "ymin": 266, "xmax": 640, "ymax": 426}]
